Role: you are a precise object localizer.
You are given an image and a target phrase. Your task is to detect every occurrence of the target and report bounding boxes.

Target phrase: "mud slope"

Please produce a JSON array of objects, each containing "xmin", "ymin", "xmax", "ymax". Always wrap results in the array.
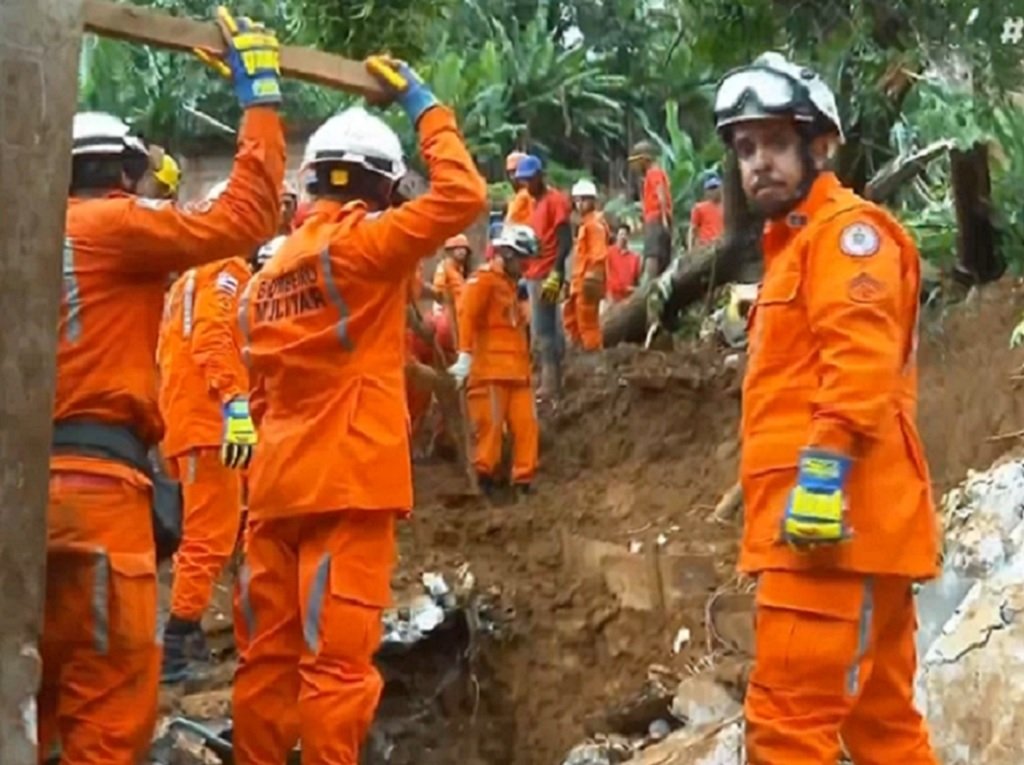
[{"xmin": 404, "ymin": 281, "xmax": 1024, "ymax": 765}]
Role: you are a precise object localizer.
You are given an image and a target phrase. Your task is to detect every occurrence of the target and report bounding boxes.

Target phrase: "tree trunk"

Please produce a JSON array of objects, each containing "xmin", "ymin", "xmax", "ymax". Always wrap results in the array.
[
  {"xmin": 950, "ymin": 142, "xmax": 1005, "ymax": 285},
  {"xmin": 0, "ymin": 2, "xmax": 82, "ymax": 761},
  {"xmin": 601, "ymin": 151, "xmax": 763, "ymax": 346}
]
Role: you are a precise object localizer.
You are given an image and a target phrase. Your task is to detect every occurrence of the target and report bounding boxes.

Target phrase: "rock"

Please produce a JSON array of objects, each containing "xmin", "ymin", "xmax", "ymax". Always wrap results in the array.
[
  {"xmin": 629, "ymin": 720, "xmax": 744, "ymax": 764},
  {"xmin": 178, "ymin": 689, "xmax": 231, "ymax": 721},
  {"xmin": 916, "ymin": 459, "xmax": 1024, "ymax": 764},
  {"xmin": 562, "ymin": 734, "xmax": 637, "ymax": 765},
  {"xmin": 670, "ymin": 675, "xmax": 741, "ymax": 729}
]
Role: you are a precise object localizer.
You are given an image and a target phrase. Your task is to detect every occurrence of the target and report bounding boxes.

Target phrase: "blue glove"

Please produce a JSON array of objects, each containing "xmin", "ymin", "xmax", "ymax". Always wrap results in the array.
[
  {"xmin": 221, "ymin": 397, "xmax": 257, "ymax": 469},
  {"xmin": 780, "ymin": 448, "xmax": 852, "ymax": 546},
  {"xmin": 196, "ymin": 6, "xmax": 282, "ymax": 109},
  {"xmin": 365, "ymin": 55, "xmax": 439, "ymax": 124}
]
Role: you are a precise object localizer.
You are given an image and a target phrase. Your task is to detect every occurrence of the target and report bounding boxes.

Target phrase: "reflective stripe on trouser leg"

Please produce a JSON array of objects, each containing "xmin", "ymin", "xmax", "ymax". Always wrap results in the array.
[
  {"xmin": 239, "ymin": 561, "xmax": 256, "ymax": 640},
  {"xmin": 91, "ymin": 551, "xmax": 110, "ymax": 655},
  {"xmin": 304, "ymin": 553, "xmax": 331, "ymax": 652},
  {"xmin": 846, "ymin": 577, "xmax": 875, "ymax": 696}
]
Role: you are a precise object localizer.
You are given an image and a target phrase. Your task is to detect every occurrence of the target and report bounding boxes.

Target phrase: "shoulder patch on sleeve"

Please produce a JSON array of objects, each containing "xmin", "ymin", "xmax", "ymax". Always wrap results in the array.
[
  {"xmin": 839, "ymin": 222, "xmax": 881, "ymax": 257},
  {"xmin": 135, "ymin": 197, "xmax": 171, "ymax": 211},
  {"xmin": 216, "ymin": 271, "xmax": 240, "ymax": 296},
  {"xmin": 847, "ymin": 271, "xmax": 886, "ymax": 303}
]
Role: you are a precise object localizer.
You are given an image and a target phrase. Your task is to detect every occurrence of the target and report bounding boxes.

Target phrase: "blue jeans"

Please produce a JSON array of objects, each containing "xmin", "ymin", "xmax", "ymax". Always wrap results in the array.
[{"xmin": 526, "ymin": 278, "xmax": 564, "ymax": 368}]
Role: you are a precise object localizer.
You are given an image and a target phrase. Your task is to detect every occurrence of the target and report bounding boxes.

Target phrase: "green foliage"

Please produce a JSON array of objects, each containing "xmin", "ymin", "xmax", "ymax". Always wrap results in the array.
[{"xmin": 79, "ymin": 0, "xmax": 1024, "ymax": 275}]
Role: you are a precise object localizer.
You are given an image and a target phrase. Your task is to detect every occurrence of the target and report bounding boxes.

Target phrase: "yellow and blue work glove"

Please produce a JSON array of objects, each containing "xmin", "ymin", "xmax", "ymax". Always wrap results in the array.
[
  {"xmin": 195, "ymin": 6, "xmax": 282, "ymax": 109},
  {"xmin": 541, "ymin": 270, "xmax": 563, "ymax": 303},
  {"xmin": 365, "ymin": 55, "xmax": 438, "ymax": 125},
  {"xmin": 780, "ymin": 448, "xmax": 852, "ymax": 547},
  {"xmin": 221, "ymin": 397, "xmax": 257, "ymax": 469}
]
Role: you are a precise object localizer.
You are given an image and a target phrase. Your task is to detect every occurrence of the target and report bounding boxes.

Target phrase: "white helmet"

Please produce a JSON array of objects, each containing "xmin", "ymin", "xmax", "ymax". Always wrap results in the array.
[
  {"xmin": 302, "ymin": 106, "xmax": 407, "ymax": 184},
  {"xmin": 714, "ymin": 52, "xmax": 843, "ymax": 142},
  {"xmin": 72, "ymin": 111, "xmax": 147, "ymax": 157},
  {"xmin": 205, "ymin": 180, "xmax": 229, "ymax": 201},
  {"xmin": 491, "ymin": 224, "xmax": 539, "ymax": 258},
  {"xmin": 571, "ymin": 179, "xmax": 598, "ymax": 198},
  {"xmin": 256, "ymin": 235, "xmax": 286, "ymax": 267}
]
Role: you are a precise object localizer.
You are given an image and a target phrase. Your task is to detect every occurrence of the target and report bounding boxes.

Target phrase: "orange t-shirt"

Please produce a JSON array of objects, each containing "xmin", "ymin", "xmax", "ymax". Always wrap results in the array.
[
  {"xmin": 506, "ymin": 187, "xmax": 535, "ymax": 225},
  {"xmin": 642, "ymin": 166, "xmax": 673, "ymax": 224},
  {"xmin": 690, "ymin": 200, "xmax": 724, "ymax": 245},
  {"xmin": 525, "ymin": 187, "xmax": 571, "ymax": 280},
  {"xmin": 605, "ymin": 245, "xmax": 641, "ymax": 302}
]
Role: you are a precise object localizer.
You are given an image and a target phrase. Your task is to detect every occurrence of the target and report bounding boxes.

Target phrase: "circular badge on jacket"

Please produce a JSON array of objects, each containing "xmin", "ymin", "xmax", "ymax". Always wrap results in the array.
[{"xmin": 839, "ymin": 222, "xmax": 881, "ymax": 257}]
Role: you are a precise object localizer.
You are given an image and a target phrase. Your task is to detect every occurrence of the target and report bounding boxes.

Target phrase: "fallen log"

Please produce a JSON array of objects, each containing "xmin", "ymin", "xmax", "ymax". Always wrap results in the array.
[
  {"xmin": 601, "ymin": 151, "xmax": 763, "ymax": 347},
  {"xmin": 864, "ymin": 139, "xmax": 954, "ymax": 203},
  {"xmin": 82, "ymin": 0, "xmax": 386, "ymax": 96}
]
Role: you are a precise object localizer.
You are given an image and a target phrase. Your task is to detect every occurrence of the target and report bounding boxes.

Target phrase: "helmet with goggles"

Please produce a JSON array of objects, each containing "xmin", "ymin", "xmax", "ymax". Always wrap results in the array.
[{"xmin": 714, "ymin": 52, "xmax": 843, "ymax": 143}]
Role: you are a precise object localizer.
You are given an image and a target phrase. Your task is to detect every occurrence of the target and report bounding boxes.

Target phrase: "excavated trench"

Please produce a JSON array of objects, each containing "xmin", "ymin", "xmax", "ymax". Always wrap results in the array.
[{"xmin": 155, "ymin": 281, "xmax": 1024, "ymax": 764}]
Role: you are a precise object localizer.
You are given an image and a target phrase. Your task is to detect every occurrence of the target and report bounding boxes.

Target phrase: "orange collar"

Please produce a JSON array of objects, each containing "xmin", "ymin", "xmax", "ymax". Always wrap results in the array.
[{"xmin": 762, "ymin": 172, "xmax": 843, "ymax": 262}]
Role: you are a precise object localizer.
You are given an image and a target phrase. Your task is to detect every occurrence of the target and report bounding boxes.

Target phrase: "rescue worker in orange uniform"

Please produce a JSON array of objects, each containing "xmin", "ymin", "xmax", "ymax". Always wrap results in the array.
[
  {"xmin": 449, "ymin": 225, "xmax": 540, "ymax": 497},
  {"xmin": 432, "ymin": 233, "xmax": 472, "ymax": 356},
  {"xmin": 563, "ymin": 179, "xmax": 607, "ymax": 351},
  {"xmin": 156, "ymin": 181, "xmax": 255, "ymax": 683},
  {"xmin": 628, "ymin": 139, "xmax": 673, "ymax": 279},
  {"xmin": 42, "ymin": 9, "xmax": 284, "ymax": 763},
  {"xmin": 505, "ymin": 151, "xmax": 534, "ymax": 225},
  {"xmin": 232, "ymin": 55, "xmax": 487, "ymax": 764},
  {"xmin": 715, "ymin": 52, "xmax": 940, "ymax": 764}
]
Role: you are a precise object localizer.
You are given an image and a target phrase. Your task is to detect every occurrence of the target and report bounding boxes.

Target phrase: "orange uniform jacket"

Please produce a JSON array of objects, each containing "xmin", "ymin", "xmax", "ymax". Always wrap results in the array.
[
  {"xmin": 157, "ymin": 258, "xmax": 252, "ymax": 458},
  {"xmin": 432, "ymin": 256, "xmax": 467, "ymax": 309},
  {"xmin": 458, "ymin": 263, "xmax": 531, "ymax": 384},
  {"xmin": 240, "ymin": 107, "xmax": 487, "ymax": 519},
  {"xmin": 740, "ymin": 172, "xmax": 937, "ymax": 578},
  {"xmin": 54, "ymin": 108, "xmax": 284, "ymax": 461},
  {"xmin": 571, "ymin": 211, "xmax": 609, "ymax": 292},
  {"xmin": 506, "ymin": 187, "xmax": 535, "ymax": 225}
]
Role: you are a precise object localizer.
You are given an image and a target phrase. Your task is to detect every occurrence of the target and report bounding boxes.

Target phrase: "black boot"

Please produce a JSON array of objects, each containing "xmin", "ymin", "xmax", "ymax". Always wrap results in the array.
[
  {"xmin": 513, "ymin": 482, "xmax": 533, "ymax": 500},
  {"xmin": 161, "ymin": 615, "xmax": 210, "ymax": 684},
  {"xmin": 477, "ymin": 473, "xmax": 496, "ymax": 497}
]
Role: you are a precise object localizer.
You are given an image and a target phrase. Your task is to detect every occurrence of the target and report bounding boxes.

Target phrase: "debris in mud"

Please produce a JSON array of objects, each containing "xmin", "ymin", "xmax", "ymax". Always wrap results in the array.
[
  {"xmin": 917, "ymin": 458, "xmax": 1024, "ymax": 764},
  {"xmin": 152, "ymin": 569, "xmax": 512, "ymax": 765}
]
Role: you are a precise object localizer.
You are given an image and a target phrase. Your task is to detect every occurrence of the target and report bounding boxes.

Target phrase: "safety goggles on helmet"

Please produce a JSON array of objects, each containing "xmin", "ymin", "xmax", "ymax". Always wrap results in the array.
[{"xmin": 714, "ymin": 67, "xmax": 815, "ymax": 127}]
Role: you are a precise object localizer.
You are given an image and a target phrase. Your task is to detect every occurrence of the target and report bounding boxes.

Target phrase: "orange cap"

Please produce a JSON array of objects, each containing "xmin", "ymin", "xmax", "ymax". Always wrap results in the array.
[
  {"xmin": 445, "ymin": 234, "xmax": 470, "ymax": 250},
  {"xmin": 505, "ymin": 151, "xmax": 526, "ymax": 173}
]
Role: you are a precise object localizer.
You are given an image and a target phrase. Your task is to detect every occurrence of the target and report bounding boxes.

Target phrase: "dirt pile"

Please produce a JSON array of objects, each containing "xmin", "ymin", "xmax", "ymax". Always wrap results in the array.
[{"xmin": 159, "ymin": 281, "xmax": 1024, "ymax": 765}]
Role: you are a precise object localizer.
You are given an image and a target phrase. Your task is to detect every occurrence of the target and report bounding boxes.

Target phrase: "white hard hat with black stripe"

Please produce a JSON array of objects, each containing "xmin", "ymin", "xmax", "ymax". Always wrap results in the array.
[
  {"xmin": 72, "ymin": 111, "xmax": 147, "ymax": 158},
  {"xmin": 302, "ymin": 106, "xmax": 407, "ymax": 184},
  {"xmin": 713, "ymin": 52, "xmax": 844, "ymax": 142}
]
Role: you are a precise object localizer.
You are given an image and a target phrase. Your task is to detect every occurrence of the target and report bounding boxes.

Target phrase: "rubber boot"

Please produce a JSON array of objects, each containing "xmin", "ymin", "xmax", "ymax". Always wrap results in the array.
[
  {"xmin": 477, "ymin": 473, "xmax": 496, "ymax": 498},
  {"xmin": 161, "ymin": 615, "xmax": 211, "ymax": 684}
]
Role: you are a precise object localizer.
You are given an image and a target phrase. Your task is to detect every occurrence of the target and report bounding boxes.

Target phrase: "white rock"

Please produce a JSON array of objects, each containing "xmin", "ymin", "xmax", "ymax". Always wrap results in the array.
[{"xmin": 916, "ymin": 459, "xmax": 1024, "ymax": 764}]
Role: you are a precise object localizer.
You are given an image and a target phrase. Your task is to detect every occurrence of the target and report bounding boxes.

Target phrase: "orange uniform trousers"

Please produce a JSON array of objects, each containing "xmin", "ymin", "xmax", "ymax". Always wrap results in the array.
[
  {"xmin": 167, "ymin": 448, "xmax": 243, "ymax": 621},
  {"xmin": 467, "ymin": 381, "xmax": 539, "ymax": 483},
  {"xmin": 563, "ymin": 290, "xmax": 602, "ymax": 350},
  {"xmin": 39, "ymin": 470, "xmax": 160, "ymax": 765},
  {"xmin": 746, "ymin": 571, "xmax": 938, "ymax": 765},
  {"xmin": 232, "ymin": 510, "xmax": 397, "ymax": 765}
]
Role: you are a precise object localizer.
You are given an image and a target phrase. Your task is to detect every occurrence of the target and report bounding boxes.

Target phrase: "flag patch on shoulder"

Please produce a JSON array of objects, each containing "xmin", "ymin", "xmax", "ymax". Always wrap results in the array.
[{"xmin": 216, "ymin": 272, "xmax": 240, "ymax": 296}]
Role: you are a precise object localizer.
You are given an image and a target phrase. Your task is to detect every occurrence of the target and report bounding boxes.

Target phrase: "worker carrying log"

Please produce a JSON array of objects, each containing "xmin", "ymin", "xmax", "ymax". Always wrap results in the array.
[
  {"xmin": 715, "ymin": 52, "xmax": 940, "ymax": 763},
  {"xmin": 449, "ymin": 224, "xmax": 540, "ymax": 497},
  {"xmin": 233, "ymin": 53, "xmax": 486, "ymax": 763},
  {"xmin": 155, "ymin": 177, "xmax": 294, "ymax": 684},
  {"xmin": 564, "ymin": 179, "xmax": 608, "ymax": 351},
  {"xmin": 42, "ymin": 7, "xmax": 284, "ymax": 761}
]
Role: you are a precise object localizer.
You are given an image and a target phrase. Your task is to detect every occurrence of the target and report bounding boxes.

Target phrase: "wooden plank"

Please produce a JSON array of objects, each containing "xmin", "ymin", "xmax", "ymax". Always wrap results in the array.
[
  {"xmin": 82, "ymin": 0, "xmax": 386, "ymax": 97},
  {"xmin": 0, "ymin": 1, "xmax": 83, "ymax": 761}
]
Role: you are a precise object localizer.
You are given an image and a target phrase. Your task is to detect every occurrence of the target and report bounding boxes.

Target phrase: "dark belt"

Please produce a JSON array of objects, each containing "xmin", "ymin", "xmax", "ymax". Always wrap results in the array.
[{"xmin": 52, "ymin": 419, "xmax": 182, "ymax": 562}]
